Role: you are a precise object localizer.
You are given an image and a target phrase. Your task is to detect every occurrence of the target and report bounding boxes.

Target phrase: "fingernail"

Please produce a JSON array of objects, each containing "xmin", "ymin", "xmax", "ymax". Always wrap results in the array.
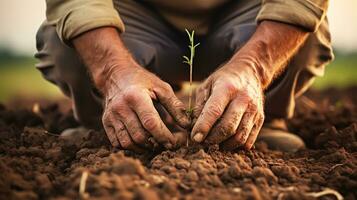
[
  {"xmin": 180, "ymin": 117, "xmax": 190, "ymax": 127},
  {"xmin": 193, "ymin": 133, "xmax": 204, "ymax": 143},
  {"xmin": 165, "ymin": 142, "xmax": 173, "ymax": 149}
]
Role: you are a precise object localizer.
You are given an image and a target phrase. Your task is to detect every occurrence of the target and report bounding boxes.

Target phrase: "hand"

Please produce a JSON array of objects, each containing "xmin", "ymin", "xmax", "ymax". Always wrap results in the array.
[
  {"xmin": 191, "ymin": 20, "xmax": 309, "ymax": 150},
  {"xmin": 191, "ymin": 61, "xmax": 265, "ymax": 150},
  {"xmin": 102, "ymin": 63, "xmax": 190, "ymax": 151},
  {"xmin": 73, "ymin": 27, "xmax": 190, "ymax": 152}
]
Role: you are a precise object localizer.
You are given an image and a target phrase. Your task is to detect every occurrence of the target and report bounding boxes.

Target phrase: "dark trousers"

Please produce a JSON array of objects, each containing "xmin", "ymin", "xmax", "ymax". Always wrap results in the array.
[{"xmin": 36, "ymin": 0, "xmax": 334, "ymax": 128}]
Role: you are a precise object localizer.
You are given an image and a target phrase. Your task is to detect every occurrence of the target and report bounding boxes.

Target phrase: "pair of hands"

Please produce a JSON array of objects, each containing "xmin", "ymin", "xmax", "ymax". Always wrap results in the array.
[
  {"xmin": 74, "ymin": 21, "xmax": 308, "ymax": 152},
  {"xmin": 100, "ymin": 57, "xmax": 265, "ymax": 152}
]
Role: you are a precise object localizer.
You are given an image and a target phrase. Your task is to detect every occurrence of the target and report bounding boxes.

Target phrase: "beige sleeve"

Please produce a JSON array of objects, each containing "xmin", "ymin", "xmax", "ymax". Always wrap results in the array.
[
  {"xmin": 256, "ymin": 0, "xmax": 329, "ymax": 32},
  {"xmin": 46, "ymin": 0, "xmax": 125, "ymax": 43}
]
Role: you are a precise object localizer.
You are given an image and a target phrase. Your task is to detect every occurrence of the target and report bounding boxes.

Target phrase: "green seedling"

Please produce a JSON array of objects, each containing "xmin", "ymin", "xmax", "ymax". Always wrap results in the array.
[{"xmin": 183, "ymin": 29, "xmax": 200, "ymax": 115}]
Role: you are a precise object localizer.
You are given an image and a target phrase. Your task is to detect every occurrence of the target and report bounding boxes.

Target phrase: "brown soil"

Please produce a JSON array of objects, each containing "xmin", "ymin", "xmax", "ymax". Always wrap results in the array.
[{"xmin": 0, "ymin": 88, "xmax": 356, "ymax": 200}]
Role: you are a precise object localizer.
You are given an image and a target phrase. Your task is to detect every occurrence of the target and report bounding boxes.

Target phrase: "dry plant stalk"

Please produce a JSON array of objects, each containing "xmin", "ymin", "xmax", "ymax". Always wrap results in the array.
[
  {"xmin": 277, "ymin": 186, "xmax": 343, "ymax": 200},
  {"xmin": 183, "ymin": 29, "xmax": 200, "ymax": 114},
  {"xmin": 306, "ymin": 188, "xmax": 344, "ymax": 200},
  {"xmin": 79, "ymin": 171, "xmax": 89, "ymax": 199}
]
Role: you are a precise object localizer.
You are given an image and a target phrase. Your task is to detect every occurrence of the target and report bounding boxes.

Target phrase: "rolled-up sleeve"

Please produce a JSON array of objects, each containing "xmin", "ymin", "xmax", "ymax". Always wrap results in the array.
[
  {"xmin": 46, "ymin": 0, "xmax": 125, "ymax": 42},
  {"xmin": 256, "ymin": 0, "xmax": 328, "ymax": 32}
]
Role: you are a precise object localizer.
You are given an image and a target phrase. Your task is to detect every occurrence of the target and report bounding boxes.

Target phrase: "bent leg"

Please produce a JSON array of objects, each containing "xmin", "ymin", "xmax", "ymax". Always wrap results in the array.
[{"xmin": 35, "ymin": 23, "xmax": 102, "ymax": 129}]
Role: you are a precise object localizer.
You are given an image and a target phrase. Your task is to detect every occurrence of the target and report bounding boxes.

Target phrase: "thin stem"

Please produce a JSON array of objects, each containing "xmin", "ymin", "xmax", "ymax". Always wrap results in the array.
[
  {"xmin": 188, "ymin": 62, "xmax": 192, "ymax": 111},
  {"xmin": 183, "ymin": 29, "xmax": 199, "ymax": 114}
]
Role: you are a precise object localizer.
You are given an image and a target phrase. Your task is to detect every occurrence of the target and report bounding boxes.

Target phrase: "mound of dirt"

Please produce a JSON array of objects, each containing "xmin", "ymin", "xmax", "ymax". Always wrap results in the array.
[{"xmin": 0, "ymin": 88, "xmax": 356, "ymax": 200}]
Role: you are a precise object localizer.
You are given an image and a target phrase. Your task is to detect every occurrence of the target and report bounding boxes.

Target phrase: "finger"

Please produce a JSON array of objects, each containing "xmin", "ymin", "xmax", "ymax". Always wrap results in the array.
[
  {"xmin": 192, "ymin": 86, "xmax": 210, "ymax": 122},
  {"xmin": 173, "ymin": 130, "xmax": 189, "ymax": 147},
  {"xmin": 102, "ymin": 113, "xmax": 120, "ymax": 147},
  {"xmin": 191, "ymin": 85, "xmax": 232, "ymax": 143},
  {"xmin": 155, "ymin": 83, "xmax": 190, "ymax": 128},
  {"xmin": 126, "ymin": 90, "xmax": 177, "ymax": 149},
  {"xmin": 244, "ymin": 115, "xmax": 264, "ymax": 150},
  {"xmin": 154, "ymin": 102, "xmax": 175, "ymax": 130},
  {"xmin": 115, "ymin": 124, "xmax": 144, "ymax": 153},
  {"xmin": 205, "ymin": 99, "xmax": 246, "ymax": 144},
  {"xmin": 104, "ymin": 124, "xmax": 120, "ymax": 148},
  {"xmin": 221, "ymin": 108, "xmax": 257, "ymax": 150},
  {"xmin": 114, "ymin": 107, "xmax": 152, "ymax": 149}
]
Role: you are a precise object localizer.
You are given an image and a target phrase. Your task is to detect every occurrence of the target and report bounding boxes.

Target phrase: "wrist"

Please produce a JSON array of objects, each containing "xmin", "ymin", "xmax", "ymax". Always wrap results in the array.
[
  {"xmin": 228, "ymin": 21, "xmax": 308, "ymax": 89},
  {"xmin": 226, "ymin": 55, "xmax": 268, "ymax": 90},
  {"xmin": 92, "ymin": 54, "xmax": 138, "ymax": 94},
  {"xmin": 72, "ymin": 27, "xmax": 137, "ymax": 93},
  {"xmin": 72, "ymin": 27, "xmax": 135, "ymax": 94}
]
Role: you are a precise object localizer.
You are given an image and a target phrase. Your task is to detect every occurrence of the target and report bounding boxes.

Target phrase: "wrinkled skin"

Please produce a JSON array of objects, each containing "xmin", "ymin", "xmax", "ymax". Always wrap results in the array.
[
  {"xmin": 73, "ymin": 21, "xmax": 308, "ymax": 152},
  {"xmin": 191, "ymin": 21, "xmax": 308, "ymax": 150},
  {"xmin": 101, "ymin": 64, "xmax": 190, "ymax": 151},
  {"xmin": 73, "ymin": 28, "xmax": 190, "ymax": 152},
  {"xmin": 191, "ymin": 61, "xmax": 264, "ymax": 150}
]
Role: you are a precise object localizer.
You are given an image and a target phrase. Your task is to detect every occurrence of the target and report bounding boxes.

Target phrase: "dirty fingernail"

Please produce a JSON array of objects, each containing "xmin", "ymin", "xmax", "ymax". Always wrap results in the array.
[{"xmin": 193, "ymin": 133, "xmax": 204, "ymax": 143}]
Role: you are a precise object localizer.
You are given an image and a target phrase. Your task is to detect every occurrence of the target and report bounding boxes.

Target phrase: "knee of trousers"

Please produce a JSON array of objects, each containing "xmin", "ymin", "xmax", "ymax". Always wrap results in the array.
[
  {"xmin": 35, "ymin": 23, "xmax": 103, "ymax": 128},
  {"xmin": 288, "ymin": 17, "xmax": 334, "ymax": 78}
]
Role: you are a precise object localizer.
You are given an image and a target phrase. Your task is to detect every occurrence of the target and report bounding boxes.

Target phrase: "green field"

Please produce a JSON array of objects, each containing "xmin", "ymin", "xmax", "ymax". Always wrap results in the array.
[
  {"xmin": 0, "ymin": 57, "xmax": 62, "ymax": 101},
  {"xmin": 313, "ymin": 53, "xmax": 357, "ymax": 89},
  {"xmin": 0, "ymin": 53, "xmax": 356, "ymax": 102}
]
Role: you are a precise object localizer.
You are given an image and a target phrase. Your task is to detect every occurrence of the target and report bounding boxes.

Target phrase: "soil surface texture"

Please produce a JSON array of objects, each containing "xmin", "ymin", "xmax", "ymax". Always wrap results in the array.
[{"xmin": 0, "ymin": 87, "xmax": 356, "ymax": 200}]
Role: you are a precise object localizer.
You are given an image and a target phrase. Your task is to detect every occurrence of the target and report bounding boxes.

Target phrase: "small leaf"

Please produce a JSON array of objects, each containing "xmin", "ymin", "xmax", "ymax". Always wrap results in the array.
[
  {"xmin": 183, "ymin": 61, "xmax": 190, "ymax": 64},
  {"xmin": 185, "ymin": 29, "xmax": 190, "ymax": 38},
  {"xmin": 183, "ymin": 56, "xmax": 190, "ymax": 62},
  {"xmin": 194, "ymin": 43, "xmax": 200, "ymax": 48}
]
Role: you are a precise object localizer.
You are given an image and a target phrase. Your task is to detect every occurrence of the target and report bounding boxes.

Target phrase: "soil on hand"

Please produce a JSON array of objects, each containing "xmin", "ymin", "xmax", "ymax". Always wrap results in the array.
[{"xmin": 0, "ymin": 88, "xmax": 356, "ymax": 200}]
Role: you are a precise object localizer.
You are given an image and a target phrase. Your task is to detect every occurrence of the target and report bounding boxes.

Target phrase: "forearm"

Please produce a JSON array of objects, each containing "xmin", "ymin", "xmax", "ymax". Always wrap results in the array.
[
  {"xmin": 229, "ymin": 20, "xmax": 309, "ymax": 88},
  {"xmin": 72, "ymin": 27, "xmax": 135, "ymax": 93}
]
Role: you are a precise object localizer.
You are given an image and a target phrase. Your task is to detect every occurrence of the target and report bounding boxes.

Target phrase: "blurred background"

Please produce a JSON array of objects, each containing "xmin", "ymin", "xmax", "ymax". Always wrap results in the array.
[{"xmin": 0, "ymin": 0, "xmax": 356, "ymax": 103}]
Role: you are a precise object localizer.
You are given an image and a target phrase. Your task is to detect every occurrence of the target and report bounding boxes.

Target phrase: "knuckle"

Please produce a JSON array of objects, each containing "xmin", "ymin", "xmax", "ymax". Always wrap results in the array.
[
  {"xmin": 217, "ymin": 121, "xmax": 236, "ymax": 137},
  {"xmin": 223, "ymin": 81, "xmax": 238, "ymax": 96},
  {"xmin": 163, "ymin": 82, "xmax": 172, "ymax": 91},
  {"xmin": 102, "ymin": 112, "xmax": 110, "ymax": 123},
  {"xmin": 237, "ymin": 126, "xmax": 249, "ymax": 142},
  {"xmin": 249, "ymin": 104, "xmax": 258, "ymax": 113},
  {"xmin": 120, "ymin": 139, "xmax": 133, "ymax": 149},
  {"xmin": 259, "ymin": 114, "xmax": 265, "ymax": 123},
  {"xmin": 171, "ymin": 98, "xmax": 184, "ymax": 109},
  {"xmin": 206, "ymin": 104, "xmax": 223, "ymax": 118},
  {"xmin": 166, "ymin": 96, "xmax": 184, "ymax": 111},
  {"xmin": 234, "ymin": 133, "xmax": 246, "ymax": 145},
  {"xmin": 225, "ymin": 122, "xmax": 236, "ymax": 134},
  {"xmin": 240, "ymin": 126, "xmax": 249, "ymax": 134},
  {"xmin": 193, "ymin": 106, "xmax": 202, "ymax": 117},
  {"xmin": 123, "ymin": 87, "xmax": 140, "ymax": 103},
  {"xmin": 131, "ymin": 131, "xmax": 146, "ymax": 144},
  {"xmin": 141, "ymin": 113, "xmax": 159, "ymax": 131},
  {"xmin": 235, "ymin": 93, "xmax": 250, "ymax": 103},
  {"xmin": 161, "ymin": 82, "xmax": 173, "ymax": 93},
  {"xmin": 110, "ymin": 100, "xmax": 127, "ymax": 114},
  {"xmin": 195, "ymin": 121, "xmax": 211, "ymax": 134}
]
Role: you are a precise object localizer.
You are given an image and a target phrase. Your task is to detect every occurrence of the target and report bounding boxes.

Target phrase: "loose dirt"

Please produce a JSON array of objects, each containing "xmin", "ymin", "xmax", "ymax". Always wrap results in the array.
[{"xmin": 0, "ymin": 88, "xmax": 356, "ymax": 200}]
